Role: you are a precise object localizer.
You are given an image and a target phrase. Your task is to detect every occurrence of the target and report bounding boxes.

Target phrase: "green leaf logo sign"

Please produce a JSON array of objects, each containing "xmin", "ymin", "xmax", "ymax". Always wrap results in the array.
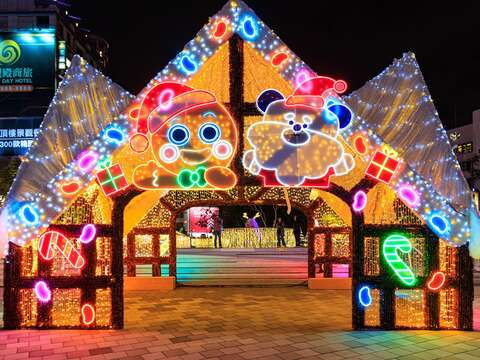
[{"xmin": 0, "ymin": 40, "xmax": 21, "ymax": 65}]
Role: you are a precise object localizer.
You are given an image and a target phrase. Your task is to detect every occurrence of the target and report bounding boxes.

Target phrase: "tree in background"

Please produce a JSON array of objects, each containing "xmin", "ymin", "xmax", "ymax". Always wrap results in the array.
[{"xmin": 0, "ymin": 157, "xmax": 21, "ymax": 207}]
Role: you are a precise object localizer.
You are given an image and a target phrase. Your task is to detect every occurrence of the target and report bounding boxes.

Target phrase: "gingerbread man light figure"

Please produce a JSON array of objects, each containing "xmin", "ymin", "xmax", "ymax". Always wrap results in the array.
[{"xmin": 129, "ymin": 82, "xmax": 238, "ymax": 190}]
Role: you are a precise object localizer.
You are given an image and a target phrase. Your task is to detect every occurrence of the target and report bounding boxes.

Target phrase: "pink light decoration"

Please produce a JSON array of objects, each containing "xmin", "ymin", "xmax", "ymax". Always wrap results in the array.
[
  {"xmin": 294, "ymin": 69, "xmax": 314, "ymax": 92},
  {"xmin": 77, "ymin": 151, "xmax": 99, "ymax": 173},
  {"xmin": 333, "ymin": 80, "xmax": 347, "ymax": 94},
  {"xmin": 158, "ymin": 88, "xmax": 175, "ymax": 111},
  {"xmin": 398, "ymin": 185, "xmax": 420, "ymax": 207},
  {"xmin": 352, "ymin": 190, "xmax": 367, "ymax": 212},
  {"xmin": 79, "ymin": 224, "xmax": 97, "ymax": 244},
  {"xmin": 34, "ymin": 281, "xmax": 51, "ymax": 302}
]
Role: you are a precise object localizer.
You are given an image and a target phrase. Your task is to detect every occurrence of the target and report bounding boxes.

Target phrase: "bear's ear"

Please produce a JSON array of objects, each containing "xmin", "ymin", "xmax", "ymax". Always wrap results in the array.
[
  {"xmin": 256, "ymin": 89, "xmax": 284, "ymax": 114},
  {"xmin": 327, "ymin": 103, "xmax": 353, "ymax": 129}
]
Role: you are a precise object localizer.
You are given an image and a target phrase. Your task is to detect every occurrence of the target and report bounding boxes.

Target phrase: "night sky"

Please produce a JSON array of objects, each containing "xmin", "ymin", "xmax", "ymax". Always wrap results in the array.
[{"xmin": 71, "ymin": 0, "xmax": 479, "ymax": 129}]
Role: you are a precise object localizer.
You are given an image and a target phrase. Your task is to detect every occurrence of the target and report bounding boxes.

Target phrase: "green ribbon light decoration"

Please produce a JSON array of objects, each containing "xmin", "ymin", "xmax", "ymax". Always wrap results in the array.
[{"xmin": 176, "ymin": 166, "xmax": 207, "ymax": 189}]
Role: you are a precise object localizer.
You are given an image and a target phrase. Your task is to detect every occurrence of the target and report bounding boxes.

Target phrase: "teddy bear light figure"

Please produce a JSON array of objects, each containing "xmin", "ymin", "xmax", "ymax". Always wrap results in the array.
[{"xmin": 243, "ymin": 76, "xmax": 355, "ymax": 187}]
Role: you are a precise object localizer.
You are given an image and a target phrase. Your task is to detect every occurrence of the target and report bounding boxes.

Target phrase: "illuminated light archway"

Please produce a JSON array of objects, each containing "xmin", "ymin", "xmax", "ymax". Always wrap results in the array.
[{"xmin": 1, "ymin": 0, "xmax": 473, "ymax": 333}]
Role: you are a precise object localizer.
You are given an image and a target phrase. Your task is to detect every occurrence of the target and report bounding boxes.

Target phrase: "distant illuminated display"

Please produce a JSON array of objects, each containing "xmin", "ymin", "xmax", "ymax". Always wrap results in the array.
[
  {"xmin": 455, "ymin": 141, "xmax": 473, "ymax": 154},
  {"xmin": 0, "ymin": 30, "xmax": 55, "ymax": 93},
  {"xmin": 188, "ymin": 207, "xmax": 219, "ymax": 235}
]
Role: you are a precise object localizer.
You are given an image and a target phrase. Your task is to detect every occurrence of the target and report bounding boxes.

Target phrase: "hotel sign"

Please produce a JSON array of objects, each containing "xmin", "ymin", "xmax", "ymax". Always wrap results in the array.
[{"xmin": 0, "ymin": 31, "xmax": 55, "ymax": 92}]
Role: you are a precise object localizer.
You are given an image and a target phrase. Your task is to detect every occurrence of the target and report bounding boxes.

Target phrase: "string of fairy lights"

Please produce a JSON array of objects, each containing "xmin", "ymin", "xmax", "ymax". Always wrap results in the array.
[
  {"xmin": 342, "ymin": 53, "xmax": 472, "ymax": 247},
  {"xmin": 4, "ymin": 1, "xmax": 472, "ymax": 254},
  {"xmin": 1, "ymin": 0, "xmax": 473, "ymax": 330}
]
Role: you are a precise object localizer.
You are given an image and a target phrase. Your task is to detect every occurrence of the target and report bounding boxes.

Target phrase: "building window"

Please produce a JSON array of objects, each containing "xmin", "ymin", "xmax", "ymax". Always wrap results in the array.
[
  {"xmin": 36, "ymin": 16, "xmax": 50, "ymax": 29},
  {"xmin": 17, "ymin": 0, "xmax": 30, "ymax": 11},
  {"xmin": 456, "ymin": 141, "xmax": 473, "ymax": 154},
  {"xmin": 0, "ymin": 16, "xmax": 8, "ymax": 30},
  {"xmin": 17, "ymin": 16, "xmax": 34, "ymax": 29}
]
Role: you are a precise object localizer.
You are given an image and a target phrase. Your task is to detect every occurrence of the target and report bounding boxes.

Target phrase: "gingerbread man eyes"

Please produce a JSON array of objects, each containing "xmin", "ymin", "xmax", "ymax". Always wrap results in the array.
[
  {"xmin": 166, "ymin": 122, "xmax": 223, "ymax": 147},
  {"xmin": 199, "ymin": 123, "xmax": 221, "ymax": 144},
  {"xmin": 167, "ymin": 124, "xmax": 190, "ymax": 146}
]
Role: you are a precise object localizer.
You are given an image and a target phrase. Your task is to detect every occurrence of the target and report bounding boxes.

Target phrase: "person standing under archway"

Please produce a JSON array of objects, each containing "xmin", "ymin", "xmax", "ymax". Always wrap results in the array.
[
  {"xmin": 213, "ymin": 215, "xmax": 223, "ymax": 249},
  {"xmin": 276, "ymin": 217, "xmax": 286, "ymax": 247},
  {"xmin": 293, "ymin": 215, "xmax": 302, "ymax": 247}
]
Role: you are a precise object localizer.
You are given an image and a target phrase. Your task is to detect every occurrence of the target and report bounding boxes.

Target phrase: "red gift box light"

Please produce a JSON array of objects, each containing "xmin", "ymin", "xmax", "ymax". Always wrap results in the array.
[
  {"xmin": 365, "ymin": 150, "xmax": 399, "ymax": 184},
  {"xmin": 96, "ymin": 163, "xmax": 129, "ymax": 196}
]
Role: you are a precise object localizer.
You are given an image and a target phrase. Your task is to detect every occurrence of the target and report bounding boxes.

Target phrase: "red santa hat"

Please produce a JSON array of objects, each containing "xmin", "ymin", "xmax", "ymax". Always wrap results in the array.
[
  {"xmin": 286, "ymin": 76, "xmax": 347, "ymax": 110},
  {"xmin": 129, "ymin": 81, "xmax": 217, "ymax": 153}
]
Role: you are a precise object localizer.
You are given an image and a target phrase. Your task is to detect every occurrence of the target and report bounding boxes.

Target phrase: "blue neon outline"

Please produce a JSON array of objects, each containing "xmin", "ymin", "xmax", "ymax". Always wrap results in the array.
[
  {"xmin": 239, "ymin": 14, "xmax": 258, "ymax": 41},
  {"xmin": 19, "ymin": 204, "xmax": 38, "ymax": 225},
  {"xmin": 178, "ymin": 54, "xmax": 198, "ymax": 75},
  {"xmin": 202, "ymin": 111, "xmax": 217, "ymax": 118},
  {"xmin": 428, "ymin": 213, "xmax": 450, "ymax": 237},
  {"xmin": 358, "ymin": 285, "xmax": 372, "ymax": 307},
  {"xmin": 167, "ymin": 124, "xmax": 190, "ymax": 146},
  {"xmin": 198, "ymin": 122, "xmax": 221, "ymax": 144},
  {"xmin": 103, "ymin": 125, "xmax": 125, "ymax": 145}
]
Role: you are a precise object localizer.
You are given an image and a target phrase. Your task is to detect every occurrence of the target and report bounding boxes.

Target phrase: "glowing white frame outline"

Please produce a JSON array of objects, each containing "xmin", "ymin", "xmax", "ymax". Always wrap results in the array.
[
  {"xmin": 213, "ymin": 140, "xmax": 233, "ymax": 160},
  {"xmin": 159, "ymin": 143, "xmax": 180, "ymax": 163}
]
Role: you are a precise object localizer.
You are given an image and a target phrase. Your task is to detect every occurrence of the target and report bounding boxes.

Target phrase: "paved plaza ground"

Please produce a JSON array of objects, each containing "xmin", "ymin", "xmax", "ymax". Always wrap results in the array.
[{"xmin": 1, "ymin": 287, "xmax": 480, "ymax": 359}]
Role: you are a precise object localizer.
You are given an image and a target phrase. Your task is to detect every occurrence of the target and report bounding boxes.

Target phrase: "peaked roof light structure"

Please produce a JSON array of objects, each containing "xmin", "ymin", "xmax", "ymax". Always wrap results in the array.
[
  {"xmin": 1, "ymin": 0, "xmax": 478, "ymax": 256},
  {"xmin": 345, "ymin": 53, "xmax": 470, "ymax": 212},
  {"xmin": 341, "ymin": 53, "xmax": 477, "ymax": 249},
  {"xmin": 0, "ymin": 56, "xmax": 133, "ymax": 250}
]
